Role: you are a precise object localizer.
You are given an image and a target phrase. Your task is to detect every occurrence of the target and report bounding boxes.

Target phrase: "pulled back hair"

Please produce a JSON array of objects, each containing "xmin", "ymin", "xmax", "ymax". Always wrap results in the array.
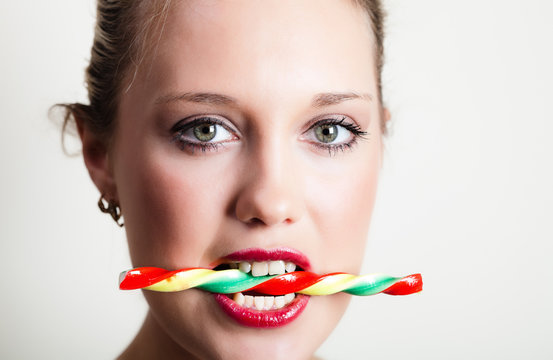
[{"xmin": 58, "ymin": 0, "xmax": 386, "ymax": 148}]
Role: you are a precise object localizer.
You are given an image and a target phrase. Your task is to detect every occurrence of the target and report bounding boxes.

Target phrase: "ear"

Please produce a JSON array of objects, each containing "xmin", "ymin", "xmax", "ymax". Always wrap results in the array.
[
  {"xmin": 383, "ymin": 107, "xmax": 391, "ymax": 123},
  {"xmin": 75, "ymin": 116, "xmax": 118, "ymax": 201},
  {"xmin": 379, "ymin": 107, "xmax": 391, "ymax": 166},
  {"xmin": 379, "ymin": 106, "xmax": 391, "ymax": 136}
]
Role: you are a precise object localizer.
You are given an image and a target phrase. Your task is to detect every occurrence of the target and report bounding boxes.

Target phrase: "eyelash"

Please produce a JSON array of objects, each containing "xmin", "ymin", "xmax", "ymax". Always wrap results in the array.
[
  {"xmin": 171, "ymin": 117, "xmax": 235, "ymax": 154},
  {"xmin": 306, "ymin": 117, "xmax": 368, "ymax": 156},
  {"xmin": 170, "ymin": 116, "xmax": 368, "ymax": 156}
]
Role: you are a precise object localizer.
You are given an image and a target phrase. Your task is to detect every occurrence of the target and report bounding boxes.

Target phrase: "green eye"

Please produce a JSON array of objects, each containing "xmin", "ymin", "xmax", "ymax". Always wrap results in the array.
[
  {"xmin": 315, "ymin": 124, "xmax": 338, "ymax": 143},
  {"xmin": 193, "ymin": 124, "xmax": 216, "ymax": 141}
]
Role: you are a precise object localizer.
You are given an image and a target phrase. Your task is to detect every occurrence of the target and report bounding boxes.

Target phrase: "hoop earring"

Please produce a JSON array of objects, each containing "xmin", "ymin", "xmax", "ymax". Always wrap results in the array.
[{"xmin": 98, "ymin": 195, "xmax": 124, "ymax": 227}]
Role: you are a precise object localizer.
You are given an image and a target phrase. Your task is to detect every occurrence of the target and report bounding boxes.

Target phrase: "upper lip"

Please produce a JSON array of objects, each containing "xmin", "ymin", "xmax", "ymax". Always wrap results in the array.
[{"xmin": 214, "ymin": 247, "xmax": 311, "ymax": 271}]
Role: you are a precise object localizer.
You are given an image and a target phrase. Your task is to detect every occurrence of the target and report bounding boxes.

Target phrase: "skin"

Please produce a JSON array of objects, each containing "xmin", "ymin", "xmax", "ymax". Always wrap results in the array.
[{"xmin": 79, "ymin": 0, "xmax": 387, "ymax": 358}]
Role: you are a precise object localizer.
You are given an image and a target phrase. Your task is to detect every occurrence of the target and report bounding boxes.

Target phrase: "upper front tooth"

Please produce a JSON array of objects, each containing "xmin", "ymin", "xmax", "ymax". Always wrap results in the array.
[
  {"xmin": 239, "ymin": 262, "xmax": 251, "ymax": 273},
  {"xmin": 238, "ymin": 260, "xmax": 295, "ymax": 276},
  {"xmin": 251, "ymin": 262, "xmax": 269, "ymax": 277},
  {"xmin": 268, "ymin": 260, "xmax": 285, "ymax": 275},
  {"xmin": 285, "ymin": 262, "xmax": 296, "ymax": 273}
]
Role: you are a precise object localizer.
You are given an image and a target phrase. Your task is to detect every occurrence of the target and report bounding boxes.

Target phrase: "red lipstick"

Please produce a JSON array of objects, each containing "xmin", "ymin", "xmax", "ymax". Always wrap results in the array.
[
  {"xmin": 214, "ymin": 293, "xmax": 309, "ymax": 328},
  {"xmin": 213, "ymin": 247, "xmax": 311, "ymax": 328},
  {"xmin": 221, "ymin": 247, "xmax": 311, "ymax": 271}
]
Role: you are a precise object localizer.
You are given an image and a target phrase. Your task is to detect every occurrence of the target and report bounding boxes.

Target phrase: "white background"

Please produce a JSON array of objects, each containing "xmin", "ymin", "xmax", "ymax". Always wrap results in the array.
[{"xmin": 1, "ymin": 0, "xmax": 552, "ymax": 359}]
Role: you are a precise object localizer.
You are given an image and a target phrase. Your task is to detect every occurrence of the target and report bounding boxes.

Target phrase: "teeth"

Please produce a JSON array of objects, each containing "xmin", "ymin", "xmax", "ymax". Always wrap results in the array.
[
  {"xmin": 233, "ymin": 292, "xmax": 245, "ymax": 306},
  {"xmin": 254, "ymin": 296, "xmax": 265, "ymax": 310},
  {"xmin": 244, "ymin": 295, "xmax": 254, "ymax": 308},
  {"xmin": 227, "ymin": 260, "xmax": 300, "ymax": 309},
  {"xmin": 264, "ymin": 296, "xmax": 274, "ymax": 310},
  {"xmin": 284, "ymin": 293, "xmax": 295, "ymax": 304},
  {"xmin": 268, "ymin": 260, "xmax": 285, "ymax": 275},
  {"xmin": 285, "ymin": 262, "xmax": 296, "ymax": 273},
  {"xmin": 238, "ymin": 262, "xmax": 251, "ymax": 273},
  {"xmin": 251, "ymin": 262, "xmax": 269, "ymax": 277},
  {"xmin": 236, "ymin": 260, "xmax": 297, "ymax": 276},
  {"xmin": 232, "ymin": 293, "xmax": 296, "ymax": 310},
  {"xmin": 274, "ymin": 296, "xmax": 285, "ymax": 308}
]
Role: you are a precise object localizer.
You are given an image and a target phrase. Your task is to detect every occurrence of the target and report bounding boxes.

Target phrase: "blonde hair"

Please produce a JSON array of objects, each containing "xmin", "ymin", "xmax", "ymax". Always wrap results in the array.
[{"xmin": 58, "ymin": 0, "xmax": 386, "ymax": 146}]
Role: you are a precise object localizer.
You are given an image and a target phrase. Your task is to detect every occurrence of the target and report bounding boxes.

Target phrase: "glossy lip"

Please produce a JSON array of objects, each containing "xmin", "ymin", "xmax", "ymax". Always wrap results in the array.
[
  {"xmin": 214, "ymin": 293, "xmax": 310, "ymax": 328},
  {"xmin": 211, "ymin": 247, "xmax": 311, "ymax": 327},
  {"xmin": 215, "ymin": 247, "xmax": 312, "ymax": 271}
]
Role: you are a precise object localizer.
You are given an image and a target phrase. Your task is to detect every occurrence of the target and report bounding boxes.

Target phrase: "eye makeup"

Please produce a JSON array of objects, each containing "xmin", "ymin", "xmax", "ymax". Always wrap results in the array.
[
  {"xmin": 170, "ymin": 115, "xmax": 368, "ymax": 156},
  {"xmin": 301, "ymin": 116, "xmax": 369, "ymax": 157},
  {"xmin": 170, "ymin": 116, "xmax": 239, "ymax": 154}
]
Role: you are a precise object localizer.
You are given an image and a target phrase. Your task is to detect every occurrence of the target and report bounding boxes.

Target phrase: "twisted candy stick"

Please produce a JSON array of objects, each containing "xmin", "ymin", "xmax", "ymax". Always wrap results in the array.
[{"xmin": 119, "ymin": 267, "xmax": 422, "ymax": 296}]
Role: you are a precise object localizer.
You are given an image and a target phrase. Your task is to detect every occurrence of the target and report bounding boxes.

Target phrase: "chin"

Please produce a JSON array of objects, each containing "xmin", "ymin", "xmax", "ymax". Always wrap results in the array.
[{"xmin": 144, "ymin": 289, "xmax": 350, "ymax": 359}]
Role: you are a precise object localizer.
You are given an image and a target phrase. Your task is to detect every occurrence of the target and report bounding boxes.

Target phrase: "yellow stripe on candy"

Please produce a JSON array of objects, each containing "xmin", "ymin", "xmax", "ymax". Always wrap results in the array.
[
  {"xmin": 144, "ymin": 268, "xmax": 213, "ymax": 292},
  {"xmin": 300, "ymin": 273, "xmax": 357, "ymax": 295}
]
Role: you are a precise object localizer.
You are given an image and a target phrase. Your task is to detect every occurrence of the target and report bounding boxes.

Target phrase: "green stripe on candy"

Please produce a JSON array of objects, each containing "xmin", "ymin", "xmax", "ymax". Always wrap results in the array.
[
  {"xmin": 195, "ymin": 269, "xmax": 276, "ymax": 294},
  {"xmin": 342, "ymin": 274, "xmax": 400, "ymax": 296}
]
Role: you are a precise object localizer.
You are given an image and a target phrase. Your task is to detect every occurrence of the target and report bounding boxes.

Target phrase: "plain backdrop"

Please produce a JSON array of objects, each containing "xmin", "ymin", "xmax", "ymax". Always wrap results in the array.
[{"xmin": 1, "ymin": 0, "xmax": 552, "ymax": 359}]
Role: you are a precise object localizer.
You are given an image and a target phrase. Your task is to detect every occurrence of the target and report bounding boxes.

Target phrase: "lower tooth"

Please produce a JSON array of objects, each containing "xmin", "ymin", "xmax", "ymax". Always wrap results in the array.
[
  {"xmin": 264, "ymin": 296, "xmax": 274, "ymax": 310},
  {"xmin": 244, "ymin": 295, "xmax": 254, "ymax": 308},
  {"xmin": 235, "ymin": 293, "xmax": 292, "ymax": 310},
  {"xmin": 284, "ymin": 293, "xmax": 295, "ymax": 304},
  {"xmin": 274, "ymin": 296, "xmax": 285, "ymax": 309},
  {"xmin": 254, "ymin": 296, "xmax": 265, "ymax": 310},
  {"xmin": 233, "ymin": 292, "xmax": 245, "ymax": 306}
]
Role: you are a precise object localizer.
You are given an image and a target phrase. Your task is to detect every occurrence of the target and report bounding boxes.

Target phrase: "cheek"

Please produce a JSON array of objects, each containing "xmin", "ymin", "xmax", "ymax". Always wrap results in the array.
[
  {"xmin": 114, "ymin": 142, "xmax": 235, "ymax": 268},
  {"xmin": 305, "ymin": 139, "xmax": 381, "ymax": 273}
]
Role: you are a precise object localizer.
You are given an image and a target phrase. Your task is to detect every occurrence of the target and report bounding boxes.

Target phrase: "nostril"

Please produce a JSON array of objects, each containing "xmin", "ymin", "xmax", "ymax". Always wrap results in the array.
[
  {"xmin": 248, "ymin": 217, "xmax": 264, "ymax": 225},
  {"xmin": 246, "ymin": 217, "xmax": 293, "ymax": 226}
]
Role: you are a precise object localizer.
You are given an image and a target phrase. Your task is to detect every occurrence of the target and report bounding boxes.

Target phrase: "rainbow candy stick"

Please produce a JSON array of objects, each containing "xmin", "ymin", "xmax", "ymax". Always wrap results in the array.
[{"xmin": 119, "ymin": 267, "xmax": 422, "ymax": 296}]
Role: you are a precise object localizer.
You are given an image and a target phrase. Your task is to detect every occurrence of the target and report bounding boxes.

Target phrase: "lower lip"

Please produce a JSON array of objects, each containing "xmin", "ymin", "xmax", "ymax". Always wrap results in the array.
[{"xmin": 214, "ymin": 293, "xmax": 310, "ymax": 328}]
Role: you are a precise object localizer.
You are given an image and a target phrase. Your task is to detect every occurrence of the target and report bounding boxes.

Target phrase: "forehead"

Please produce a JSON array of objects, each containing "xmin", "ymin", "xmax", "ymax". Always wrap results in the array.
[{"xmin": 135, "ymin": 0, "xmax": 377, "ymax": 107}]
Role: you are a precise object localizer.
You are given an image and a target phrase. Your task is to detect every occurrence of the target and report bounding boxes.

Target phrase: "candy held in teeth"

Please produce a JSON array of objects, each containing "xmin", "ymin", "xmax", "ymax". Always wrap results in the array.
[{"xmin": 119, "ymin": 267, "xmax": 423, "ymax": 296}]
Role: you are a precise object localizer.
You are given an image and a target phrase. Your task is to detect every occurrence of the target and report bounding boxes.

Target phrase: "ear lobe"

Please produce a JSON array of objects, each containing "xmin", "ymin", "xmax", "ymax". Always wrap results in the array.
[{"xmin": 75, "ymin": 116, "xmax": 118, "ymax": 200}]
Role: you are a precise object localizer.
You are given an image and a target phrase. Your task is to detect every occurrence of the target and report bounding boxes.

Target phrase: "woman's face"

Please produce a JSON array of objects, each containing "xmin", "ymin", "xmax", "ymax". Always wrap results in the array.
[{"xmin": 110, "ymin": 0, "xmax": 382, "ymax": 358}]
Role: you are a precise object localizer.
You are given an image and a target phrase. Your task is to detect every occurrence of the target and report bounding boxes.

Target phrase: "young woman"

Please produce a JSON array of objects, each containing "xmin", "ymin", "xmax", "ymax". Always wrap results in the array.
[{"xmin": 62, "ymin": 0, "xmax": 388, "ymax": 358}]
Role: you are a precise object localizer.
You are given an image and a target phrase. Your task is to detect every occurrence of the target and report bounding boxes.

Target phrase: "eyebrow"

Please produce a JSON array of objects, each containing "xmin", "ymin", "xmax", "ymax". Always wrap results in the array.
[
  {"xmin": 155, "ymin": 92, "xmax": 239, "ymax": 106},
  {"xmin": 155, "ymin": 91, "xmax": 373, "ymax": 107},
  {"xmin": 311, "ymin": 92, "xmax": 373, "ymax": 107}
]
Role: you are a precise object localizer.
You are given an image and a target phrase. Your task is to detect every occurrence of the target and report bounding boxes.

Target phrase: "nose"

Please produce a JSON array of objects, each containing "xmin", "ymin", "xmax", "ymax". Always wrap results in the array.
[{"xmin": 234, "ymin": 140, "xmax": 304, "ymax": 227}]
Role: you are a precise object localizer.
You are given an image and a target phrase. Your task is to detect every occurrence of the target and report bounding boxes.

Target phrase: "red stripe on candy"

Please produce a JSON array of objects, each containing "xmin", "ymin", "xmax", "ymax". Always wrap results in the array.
[
  {"xmin": 247, "ymin": 271, "xmax": 319, "ymax": 295},
  {"xmin": 119, "ymin": 267, "xmax": 197, "ymax": 290},
  {"xmin": 382, "ymin": 274, "xmax": 423, "ymax": 295}
]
